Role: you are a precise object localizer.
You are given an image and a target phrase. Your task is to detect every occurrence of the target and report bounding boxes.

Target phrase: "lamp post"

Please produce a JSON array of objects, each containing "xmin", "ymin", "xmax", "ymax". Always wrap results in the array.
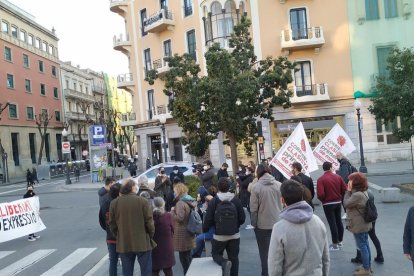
[
  {"xmin": 62, "ymin": 128, "xmax": 72, "ymax": 184},
  {"xmin": 159, "ymin": 114, "xmax": 168, "ymax": 163},
  {"xmin": 354, "ymin": 99, "xmax": 367, "ymax": 173}
]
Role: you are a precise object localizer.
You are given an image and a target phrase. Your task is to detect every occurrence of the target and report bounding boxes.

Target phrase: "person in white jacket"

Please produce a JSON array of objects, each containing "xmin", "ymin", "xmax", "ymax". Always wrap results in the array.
[{"xmin": 268, "ymin": 179, "xmax": 330, "ymax": 276}]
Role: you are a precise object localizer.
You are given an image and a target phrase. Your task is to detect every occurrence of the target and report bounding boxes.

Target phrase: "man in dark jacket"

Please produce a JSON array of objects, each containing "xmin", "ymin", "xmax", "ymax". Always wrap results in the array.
[
  {"xmin": 169, "ymin": 165, "xmax": 184, "ymax": 183},
  {"xmin": 197, "ymin": 160, "xmax": 215, "ymax": 189},
  {"xmin": 98, "ymin": 177, "xmax": 116, "ymax": 207},
  {"xmin": 404, "ymin": 206, "xmax": 414, "ymax": 270},
  {"xmin": 291, "ymin": 162, "xmax": 315, "ymax": 209},
  {"xmin": 110, "ymin": 179, "xmax": 156, "ymax": 276},
  {"xmin": 24, "ymin": 186, "xmax": 40, "ymax": 241},
  {"xmin": 203, "ymin": 178, "xmax": 246, "ymax": 276},
  {"xmin": 336, "ymin": 152, "xmax": 353, "ymax": 183},
  {"xmin": 217, "ymin": 163, "xmax": 229, "ymax": 179},
  {"xmin": 317, "ymin": 162, "xmax": 347, "ymax": 251}
]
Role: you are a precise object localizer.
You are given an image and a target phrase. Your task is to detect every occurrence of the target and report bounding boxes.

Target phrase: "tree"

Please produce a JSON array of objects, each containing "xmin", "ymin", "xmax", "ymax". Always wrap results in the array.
[
  {"xmin": 76, "ymin": 99, "xmax": 94, "ymax": 152},
  {"xmin": 0, "ymin": 102, "xmax": 9, "ymax": 182},
  {"xmin": 121, "ymin": 125, "xmax": 135, "ymax": 158},
  {"xmin": 146, "ymin": 17, "xmax": 294, "ymax": 173},
  {"xmin": 35, "ymin": 110, "xmax": 53, "ymax": 165},
  {"xmin": 369, "ymin": 47, "xmax": 414, "ymax": 168}
]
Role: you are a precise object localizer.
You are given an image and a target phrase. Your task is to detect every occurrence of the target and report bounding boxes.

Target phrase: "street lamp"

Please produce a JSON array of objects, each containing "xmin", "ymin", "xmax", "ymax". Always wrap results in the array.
[
  {"xmin": 354, "ymin": 99, "xmax": 367, "ymax": 173},
  {"xmin": 62, "ymin": 128, "xmax": 72, "ymax": 184},
  {"xmin": 159, "ymin": 114, "xmax": 168, "ymax": 163}
]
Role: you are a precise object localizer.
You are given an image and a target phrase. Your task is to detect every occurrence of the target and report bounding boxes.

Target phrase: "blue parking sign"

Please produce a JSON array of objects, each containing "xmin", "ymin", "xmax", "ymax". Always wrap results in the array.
[{"xmin": 90, "ymin": 125, "xmax": 106, "ymax": 145}]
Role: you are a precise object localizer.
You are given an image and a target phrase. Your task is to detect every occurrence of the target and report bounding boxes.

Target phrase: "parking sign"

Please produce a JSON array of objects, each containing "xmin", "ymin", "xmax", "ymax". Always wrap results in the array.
[{"xmin": 90, "ymin": 125, "xmax": 106, "ymax": 145}]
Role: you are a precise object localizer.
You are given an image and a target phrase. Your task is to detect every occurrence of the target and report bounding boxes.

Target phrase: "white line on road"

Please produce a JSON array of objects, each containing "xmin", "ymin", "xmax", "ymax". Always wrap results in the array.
[
  {"xmin": 41, "ymin": 248, "xmax": 96, "ymax": 276},
  {"xmin": 0, "ymin": 249, "xmax": 56, "ymax": 275},
  {"xmin": 83, "ymin": 253, "xmax": 108, "ymax": 276},
  {"xmin": 0, "ymin": 251, "xmax": 15, "ymax": 260}
]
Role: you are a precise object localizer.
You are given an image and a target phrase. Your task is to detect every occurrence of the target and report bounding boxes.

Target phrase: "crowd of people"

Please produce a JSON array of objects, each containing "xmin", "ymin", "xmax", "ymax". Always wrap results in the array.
[{"xmin": 96, "ymin": 153, "xmax": 414, "ymax": 276}]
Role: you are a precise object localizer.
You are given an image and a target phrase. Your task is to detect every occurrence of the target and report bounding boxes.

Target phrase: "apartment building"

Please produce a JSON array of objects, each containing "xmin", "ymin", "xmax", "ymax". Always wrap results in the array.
[
  {"xmin": 0, "ymin": 0, "xmax": 62, "ymax": 178},
  {"xmin": 347, "ymin": 0, "xmax": 413, "ymax": 162}
]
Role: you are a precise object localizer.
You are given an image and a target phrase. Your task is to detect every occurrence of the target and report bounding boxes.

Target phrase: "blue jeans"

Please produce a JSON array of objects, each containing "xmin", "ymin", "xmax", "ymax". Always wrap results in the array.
[
  {"xmin": 354, "ymin": 232, "xmax": 371, "ymax": 270},
  {"xmin": 192, "ymin": 227, "xmax": 214, "ymax": 257},
  {"xmin": 107, "ymin": 243, "xmax": 118, "ymax": 276},
  {"xmin": 120, "ymin": 250, "xmax": 152, "ymax": 276}
]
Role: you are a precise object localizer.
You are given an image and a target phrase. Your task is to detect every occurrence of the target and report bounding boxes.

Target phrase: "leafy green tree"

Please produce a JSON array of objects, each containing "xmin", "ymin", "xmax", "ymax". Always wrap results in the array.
[
  {"xmin": 147, "ymin": 17, "xmax": 294, "ymax": 173},
  {"xmin": 369, "ymin": 47, "xmax": 414, "ymax": 168}
]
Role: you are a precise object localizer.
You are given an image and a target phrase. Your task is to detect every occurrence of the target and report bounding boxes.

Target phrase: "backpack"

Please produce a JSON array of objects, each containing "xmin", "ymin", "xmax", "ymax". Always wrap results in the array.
[
  {"xmin": 359, "ymin": 193, "xmax": 378, "ymax": 223},
  {"xmin": 214, "ymin": 199, "xmax": 239, "ymax": 235},
  {"xmin": 186, "ymin": 204, "xmax": 203, "ymax": 235}
]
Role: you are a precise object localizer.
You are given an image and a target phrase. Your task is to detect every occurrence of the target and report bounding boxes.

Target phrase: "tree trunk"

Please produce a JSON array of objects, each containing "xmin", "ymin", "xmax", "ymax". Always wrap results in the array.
[
  {"xmin": 0, "ymin": 139, "xmax": 6, "ymax": 182},
  {"xmin": 228, "ymin": 133, "xmax": 239, "ymax": 177},
  {"xmin": 411, "ymin": 138, "xmax": 414, "ymax": 170},
  {"xmin": 122, "ymin": 127, "xmax": 134, "ymax": 159},
  {"xmin": 37, "ymin": 132, "xmax": 45, "ymax": 165}
]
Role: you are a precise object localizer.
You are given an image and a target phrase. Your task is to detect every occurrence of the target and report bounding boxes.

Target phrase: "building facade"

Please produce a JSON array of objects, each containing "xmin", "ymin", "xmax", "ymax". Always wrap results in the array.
[{"xmin": 0, "ymin": 0, "xmax": 62, "ymax": 178}]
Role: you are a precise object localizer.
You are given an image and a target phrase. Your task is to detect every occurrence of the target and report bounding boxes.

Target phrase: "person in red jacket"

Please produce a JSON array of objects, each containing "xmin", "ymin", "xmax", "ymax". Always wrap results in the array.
[{"xmin": 317, "ymin": 161, "xmax": 347, "ymax": 251}]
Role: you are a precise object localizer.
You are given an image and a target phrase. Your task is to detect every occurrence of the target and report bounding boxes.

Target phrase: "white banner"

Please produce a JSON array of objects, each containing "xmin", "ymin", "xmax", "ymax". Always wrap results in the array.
[
  {"xmin": 313, "ymin": 123, "xmax": 356, "ymax": 170},
  {"xmin": 0, "ymin": 197, "xmax": 46, "ymax": 243},
  {"xmin": 270, "ymin": 122, "xmax": 318, "ymax": 179}
]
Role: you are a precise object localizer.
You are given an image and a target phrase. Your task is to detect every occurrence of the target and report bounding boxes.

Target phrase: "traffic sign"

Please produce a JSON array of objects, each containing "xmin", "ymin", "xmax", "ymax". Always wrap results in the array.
[
  {"xmin": 90, "ymin": 125, "xmax": 106, "ymax": 146},
  {"xmin": 62, "ymin": 141, "xmax": 71, "ymax": 154}
]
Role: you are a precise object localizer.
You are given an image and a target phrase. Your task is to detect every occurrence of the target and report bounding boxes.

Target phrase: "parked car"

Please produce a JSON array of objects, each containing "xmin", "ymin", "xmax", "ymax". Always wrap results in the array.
[{"xmin": 129, "ymin": 162, "xmax": 195, "ymax": 189}]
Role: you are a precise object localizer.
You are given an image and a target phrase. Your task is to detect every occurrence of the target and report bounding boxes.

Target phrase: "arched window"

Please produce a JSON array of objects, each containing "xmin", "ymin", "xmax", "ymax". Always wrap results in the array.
[{"xmin": 206, "ymin": 0, "xmax": 238, "ymax": 48}]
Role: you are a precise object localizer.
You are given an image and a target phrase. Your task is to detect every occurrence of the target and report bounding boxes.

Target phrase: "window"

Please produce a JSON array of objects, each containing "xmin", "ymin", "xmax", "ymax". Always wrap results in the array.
[
  {"xmin": 23, "ymin": 54, "xmax": 29, "ymax": 67},
  {"xmin": 4, "ymin": 46, "xmax": 12, "ymax": 61},
  {"xmin": 184, "ymin": 0, "xmax": 193, "ymax": 16},
  {"xmin": 384, "ymin": 0, "xmax": 398, "ymax": 18},
  {"xmin": 163, "ymin": 39, "xmax": 172, "ymax": 66},
  {"xmin": 40, "ymin": 83, "xmax": 46, "ymax": 95},
  {"xmin": 35, "ymin": 38, "xmax": 41, "ymax": 49},
  {"xmin": 42, "ymin": 41, "xmax": 47, "ymax": 52},
  {"xmin": 80, "ymin": 84, "xmax": 83, "ymax": 92},
  {"xmin": 365, "ymin": 0, "xmax": 380, "ymax": 20},
  {"xmin": 207, "ymin": 2, "xmax": 236, "ymax": 48},
  {"xmin": 187, "ymin": 29, "xmax": 197, "ymax": 60},
  {"xmin": 49, "ymin": 45, "xmax": 54, "ymax": 55},
  {"xmin": 144, "ymin": 48, "xmax": 152, "ymax": 76},
  {"xmin": 9, "ymin": 104, "xmax": 17, "ymax": 118},
  {"xmin": 160, "ymin": 0, "xmax": 168, "ymax": 10},
  {"xmin": 19, "ymin": 30, "xmax": 26, "ymax": 42},
  {"xmin": 1, "ymin": 21, "xmax": 8, "ymax": 33},
  {"xmin": 55, "ymin": 111, "xmax": 61, "ymax": 122},
  {"xmin": 7, "ymin": 74, "xmax": 14, "ymax": 88},
  {"xmin": 27, "ymin": 106, "xmax": 34, "ymax": 119},
  {"xmin": 148, "ymin": 90, "xmax": 155, "ymax": 119},
  {"xmin": 38, "ymin": 60, "xmax": 44, "ymax": 72},
  {"xmin": 376, "ymin": 117, "xmax": 401, "ymax": 144},
  {"xmin": 11, "ymin": 133, "xmax": 19, "ymax": 166},
  {"xmin": 140, "ymin": 9, "xmax": 148, "ymax": 36},
  {"xmin": 52, "ymin": 65, "xmax": 57, "ymax": 77},
  {"xmin": 25, "ymin": 79, "xmax": 32, "ymax": 92},
  {"xmin": 294, "ymin": 61, "xmax": 313, "ymax": 96},
  {"xmin": 290, "ymin": 8, "xmax": 308, "ymax": 40},
  {"xmin": 377, "ymin": 46, "xmax": 393, "ymax": 78},
  {"xmin": 42, "ymin": 109, "xmax": 48, "ymax": 117},
  {"xmin": 11, "ymin": 25, "xmax": 17, "ymax": 38},
  {"xmin": 29, "ymin": 133, "xmax": 36, "ymax": 164},
  {"xmin": 53, "ymin": 87, "xmax": 58, "ymax": 98},
  {"xmin": 28, "ymin": 34, "xmax": 33, "ymax": 45}
]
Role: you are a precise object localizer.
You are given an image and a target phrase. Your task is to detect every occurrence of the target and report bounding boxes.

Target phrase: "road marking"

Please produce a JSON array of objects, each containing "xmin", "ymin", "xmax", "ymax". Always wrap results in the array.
[
  {"xmin": 84, "ymin": 253, "xmax": 108, "ymax": 276},
  {"xmin": 40, "ymin": 248, "xmax": 96, "ymax": 276},
  {"xmin": 0, "ymin": 249, "xmax": 55, "ymax": 275},
  {"xmin": 0, "ymin": 251, "xmax": 15, "ymax": 260}
]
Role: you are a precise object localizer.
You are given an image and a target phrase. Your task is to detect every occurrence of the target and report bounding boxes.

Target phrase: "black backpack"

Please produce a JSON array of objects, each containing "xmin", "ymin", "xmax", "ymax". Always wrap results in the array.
[
  {"xmin": 359, "ymin": 193, "xmax": 378, "ymax": 223},
  {"xmin": 214, "ymin": 198, "xmax": 239, "ymax": 235}
]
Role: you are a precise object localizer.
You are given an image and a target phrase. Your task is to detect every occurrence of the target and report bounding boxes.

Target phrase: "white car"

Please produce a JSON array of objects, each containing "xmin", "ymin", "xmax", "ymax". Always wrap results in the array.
[{"xmin": 130, "ymin": 162, "xmax": 196, "ymax": 190}]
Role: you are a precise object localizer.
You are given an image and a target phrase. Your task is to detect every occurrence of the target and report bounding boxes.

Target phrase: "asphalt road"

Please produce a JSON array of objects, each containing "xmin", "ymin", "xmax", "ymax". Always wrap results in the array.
[{"xmin": 368, "ymin": 173, "xmax": 414, "ymax": 187}]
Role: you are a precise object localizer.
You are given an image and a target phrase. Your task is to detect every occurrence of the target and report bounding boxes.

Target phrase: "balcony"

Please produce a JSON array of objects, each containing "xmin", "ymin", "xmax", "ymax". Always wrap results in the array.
[
  {"xmin": 109, "ymin": 0, "xmax": 129, "ymax": 17},
  {"xmin": 148, "ymin": 105, "xmax": 172, "ymax": 121},
  {"xmin": 143, "ymin": 9, "xmax": 175, "ymax": 33},
  {"xmin": 120, "ymin": 112, "xmax": 136, "ymax": 127},
  {"xmin": 113, "ymin": 34, "xmax": 131, "ymax": 54},
  {"xmin": 117, "ymin": 73, "xmax": 134, "ymax": 92},
  {"xmin": 290, "ymin": 83, "xmax": 330, "ymax": 103},
  {"xmin": 64, "ymin": 89, "xmax": 95, "ymax": 102},
  {"xmin": 92, "ymin": 85, "xmax": 105, "ymax": 95},
  {"xmin": 281, "ymin": 27, "xmax": 325, "ymax": 51},
  {"xmin": 153, "ymin": 58, "xmax": 170, "ymax": 76},
  {"xmin": 65, "ymin": 111, "xmax": 87, "ymax": 121}
]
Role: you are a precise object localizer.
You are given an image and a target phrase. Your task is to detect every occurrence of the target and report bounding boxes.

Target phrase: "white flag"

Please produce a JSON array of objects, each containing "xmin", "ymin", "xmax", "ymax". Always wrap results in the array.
[
  {"xmin": 270, "ymin": 122, "xmax": 318, "ymax": 179},
  {"xmin": 313, "ymin": 123, "xmax": 356, "ymax": 170}
]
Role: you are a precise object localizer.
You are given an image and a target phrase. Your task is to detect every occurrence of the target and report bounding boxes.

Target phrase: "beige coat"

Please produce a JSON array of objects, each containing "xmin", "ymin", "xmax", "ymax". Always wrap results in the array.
[
  {"xmin": 343, "ymin": 190, "xmax": 372, "ymax": 234},
  {"xmin": 172, "ymin": 200, "xmax": 195, "ymax": 252}
]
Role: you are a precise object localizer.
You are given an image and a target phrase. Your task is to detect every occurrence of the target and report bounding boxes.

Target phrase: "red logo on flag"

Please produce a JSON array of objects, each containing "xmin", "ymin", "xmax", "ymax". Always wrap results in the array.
[
  {"xmin": 300, "ymin": 139, "xmax": 306, "ymax": 152},
  {"xmin": 337, "ymin": 136, "xmax": 346, "ymax": 147}
]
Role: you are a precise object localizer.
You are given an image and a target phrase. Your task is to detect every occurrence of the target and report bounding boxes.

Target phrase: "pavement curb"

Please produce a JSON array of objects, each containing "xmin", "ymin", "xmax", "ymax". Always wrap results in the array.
[{"xmin": 367, "ymin": 170, "xmax": 414, "ymax": 176}]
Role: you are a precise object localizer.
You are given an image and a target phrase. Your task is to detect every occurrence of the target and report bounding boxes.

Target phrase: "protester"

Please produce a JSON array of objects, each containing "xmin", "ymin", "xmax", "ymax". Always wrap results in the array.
[
  {"xmin": 239, "ymin": 166, "xmax": 255, "ymax": 230},
  {"xmin": 343, "ymin": 172, "xmax": 372, "ymax": 275},
  {"xmin": 98, "ymin": 177, "xmax": 116, "ymax": 207},
  {"xmin": 197, "ymin": 160, "xmax": 215, "ymax": 189},
  {"xmin": 26, "ymin": 169, "xmax": 33, "ymax": 187},
  {"xmin": 203, "ymin": 177, "xmax": 246, "ymax": 276},
  {"xmin": 250, "ymin": 163, "xmax": 283, "ymax": 276},
  {"xmin": 217, "ymin": 163, "xmax": 229, "ymax": 179},
  {"xmin": 351, "ymin": 190, "xmax": 384, "ymax": 264},
  {"xmin": 192, "ymin": 195, "xmax": 215, "ymax": 258},
  {"xmin": 152, "ymin": 197, "xmax": 175, "ymax": 276},
  {"xmin": 170, "ymin": 165, "xmax": 185, "ymax": 183},
  {"xmin": 266, "ymin": 157, "xmax": 286, "ymax": 183},
  {"xmin": 32, "ymin": 167, "xmax": 39, "ymax": 184},
  {"xmin": 166, "ymin": 178, "xmax": 181, "ymax": 212},
  {"xmin": 146, "ymin": 157, "xmax": 152, "ymax": 169},
  {"xmin": 171, "ymin": 183, "xmax": 196, "ymax": 275},
  {"xmin": 268, "ymin": 180, "xmax": 329, "ymax": 276},
  {"xmin": 138, "ymin": 175, "xmax": 157, "ymax": 199},
  {"xmin": 128, "ymin": 160, "xmax": 137, "ymax": 177},
  {"xmin": 74, "ymin": 165, "xmax": 80, "ymax": 182},
  {"xmin": 109, "ymin": 179, "xmax": 156, "ymax": 276},
  {"xmin": 23, "ymin": 186, "xmax": 40, "ymax": 241},
  {"xmin": 403, "ymin": 206, "xmax": 414, "ymax": 271},
  {"xmin": 317, "ymin": 161, "xmax": 347, "ymax": 251},
  {"xmin": 155, "ymin": 167, "xmax": 172, "ymax": 200},
  {"xmin": 336, "ymin": 152, "xmax": 353, "ymax": 183},
  {"xmin": 291, "ymin": 162, "xmax": 315, "ymax": 209},
  {"xmin": 99, "ymin": 183, "xmax": 121, "ymax": 276}
]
